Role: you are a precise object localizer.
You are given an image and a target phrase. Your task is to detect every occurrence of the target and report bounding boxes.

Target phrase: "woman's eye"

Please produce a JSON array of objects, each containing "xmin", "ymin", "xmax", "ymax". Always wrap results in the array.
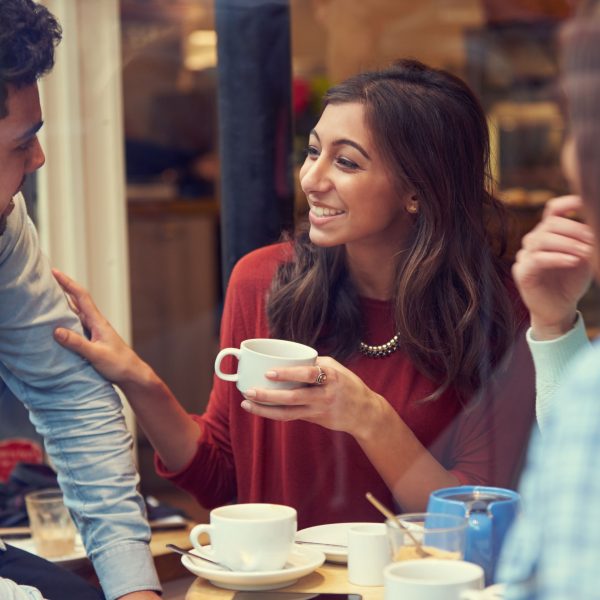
[
  {"xmin": 305, "ymin": 145, "xmax": 319, "ymax": 158},
  {"xmin": 336, "ymin": 156, "xmax": 359, "ymax": 170}
]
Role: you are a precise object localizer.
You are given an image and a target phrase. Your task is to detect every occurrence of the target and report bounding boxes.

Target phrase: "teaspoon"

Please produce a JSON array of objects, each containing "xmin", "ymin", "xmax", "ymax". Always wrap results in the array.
[{"xmin": 166, "ymin": 543, "xmax": 233, "ymax": 571}]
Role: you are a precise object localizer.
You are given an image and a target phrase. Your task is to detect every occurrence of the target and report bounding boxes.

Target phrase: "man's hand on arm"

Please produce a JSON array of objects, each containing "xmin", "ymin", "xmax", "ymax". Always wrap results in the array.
[{"xmin": 512, "ymin": 195, "xmax": 594, "ymax": 340}]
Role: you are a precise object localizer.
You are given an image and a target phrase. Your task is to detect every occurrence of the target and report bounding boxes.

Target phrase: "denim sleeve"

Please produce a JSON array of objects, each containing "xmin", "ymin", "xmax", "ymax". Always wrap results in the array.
[{"xmin": 0, "ymin": 196, "xmax": 160, "ymax": 600}]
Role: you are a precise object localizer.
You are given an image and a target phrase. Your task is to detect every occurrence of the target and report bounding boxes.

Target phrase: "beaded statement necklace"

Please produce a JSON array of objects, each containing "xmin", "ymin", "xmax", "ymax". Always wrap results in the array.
[{"xmin": 359, "ymin": 333, "xmax": 400, "ymax": 358}]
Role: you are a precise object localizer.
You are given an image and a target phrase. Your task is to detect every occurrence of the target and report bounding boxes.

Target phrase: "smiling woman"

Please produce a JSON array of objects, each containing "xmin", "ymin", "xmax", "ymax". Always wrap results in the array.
[{"xmin": 50, "ymin": 59, "xmax": 535, "ymax": 531}]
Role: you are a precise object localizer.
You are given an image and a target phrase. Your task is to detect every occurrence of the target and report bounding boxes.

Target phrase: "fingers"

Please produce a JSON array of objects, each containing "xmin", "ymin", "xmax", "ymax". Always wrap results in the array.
[
  {"xmin": 243, "ymin": 386, "xmax": 316, "ymax": 407},
  {"xmin": 521, "ymin": 228, "xmax": 592, "ymax": 259},
  {"xmin": 52, "ymin": 269, "xmax": 95, "ymax": 306},
  {"xmin": 264, "ymin": 364, "xmax": 329, "ymax": 386},
  {"xmin": 52, "ymin": 268, "xmax": 83, "ymax": 294},
  {"xmin": 264, "ymin": 356, "xmax": 337, "ymax": 385},
  {"xmin": 520, "ymin": 213, "xmax": 594, "ymax": 262},
  {"xmin": 52, "ymin": 268, "xmax": 103, "ymax": 325},
  {"xmin": 240, "ymin": 399, "xmax": 312, "ymax": 422},
  {"xmin": 54, "ymin": 326, "xmax": 96, "ymax": 361},
  {"xmin": 513, "ymin": 249, "xmax": 582, "ymax": 274},
  {"xmin": 542, "ymin": 194, "xmax": 585, "ymax": 219}
]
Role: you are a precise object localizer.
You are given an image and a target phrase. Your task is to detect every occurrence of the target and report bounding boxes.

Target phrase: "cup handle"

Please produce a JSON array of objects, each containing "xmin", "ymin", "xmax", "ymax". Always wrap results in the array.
[
  {"xmin": 214, "ymin": 348, "xmax": 241, "ymax": 382},
  {"xmin": 190, "ymin": 523, "xmax": 215, "ymax": 558},
  {"xmin": 469, "ymin": 511, "xmax": 493, "ymax": 580}
]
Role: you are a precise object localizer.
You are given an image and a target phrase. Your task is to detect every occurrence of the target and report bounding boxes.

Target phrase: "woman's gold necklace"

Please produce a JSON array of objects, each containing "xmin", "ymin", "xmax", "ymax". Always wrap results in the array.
[{"xmin": 359, "ymin": 333, "xmax": 400, "ymax": 358}]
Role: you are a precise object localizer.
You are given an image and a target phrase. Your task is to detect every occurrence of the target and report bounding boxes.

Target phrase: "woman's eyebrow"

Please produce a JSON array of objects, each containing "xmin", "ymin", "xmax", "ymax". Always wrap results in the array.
[
  {"xmin": 309, "ymin": 129, "xmax": 371, "ymax": 160},
  {"xmin": 332, "ymin": 138, "xmax": 370, "ymax": 160}
]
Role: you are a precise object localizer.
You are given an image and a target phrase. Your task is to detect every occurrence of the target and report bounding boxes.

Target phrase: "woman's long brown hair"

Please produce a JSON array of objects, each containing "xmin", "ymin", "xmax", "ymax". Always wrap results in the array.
[{"xmin": 267, "ymin": 59, "xmax": 517, "ymax": 402}]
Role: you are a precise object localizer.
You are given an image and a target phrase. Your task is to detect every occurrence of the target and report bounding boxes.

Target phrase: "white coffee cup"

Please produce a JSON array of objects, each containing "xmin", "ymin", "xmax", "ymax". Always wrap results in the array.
[
  {"xmin": 384, "ymin": 559, "xmax": 484, "ymax": 600},
  {"xmin": 461, "ymin": 584, "xmax": 505, "ymax": 599},
  {"xmin": 214, "ymin": 338, "xmax": 317, "ymax": 393},
  {"xmin": 189, "ymin": 503, "xmax": 297, "ymax": 572},
  {"xmin": 347, "ymin": 523, "xmax": 392, "ymax": 586}
]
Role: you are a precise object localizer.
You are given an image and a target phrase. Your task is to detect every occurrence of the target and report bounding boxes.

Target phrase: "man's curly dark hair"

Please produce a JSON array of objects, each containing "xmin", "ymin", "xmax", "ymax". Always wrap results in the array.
[{"xmin": 0, "ymin": 0, "xmax": 62, "ymax": 118}]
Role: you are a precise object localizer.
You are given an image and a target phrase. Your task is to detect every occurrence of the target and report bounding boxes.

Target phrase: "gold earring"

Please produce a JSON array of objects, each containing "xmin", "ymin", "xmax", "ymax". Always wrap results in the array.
[{"xmin": 406, "ymin": 201, "xmax": 418, "ymax": 214}]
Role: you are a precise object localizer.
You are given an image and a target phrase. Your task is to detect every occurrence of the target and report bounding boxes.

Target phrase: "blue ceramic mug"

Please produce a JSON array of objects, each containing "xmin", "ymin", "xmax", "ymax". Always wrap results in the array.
[{"xmin": 427, "ymin": 485, "xmax": 520, "ymax": 583}]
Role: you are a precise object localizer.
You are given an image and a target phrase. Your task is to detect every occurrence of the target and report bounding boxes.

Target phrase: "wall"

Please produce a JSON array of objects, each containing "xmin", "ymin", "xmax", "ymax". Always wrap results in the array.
[{"xmin": 291, "ymin": 0, "xmax": 484, "ymax": 82}]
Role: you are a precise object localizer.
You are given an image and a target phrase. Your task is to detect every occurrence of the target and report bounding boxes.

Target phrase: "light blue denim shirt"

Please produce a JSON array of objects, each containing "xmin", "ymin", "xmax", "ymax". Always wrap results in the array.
[{"xmin": 0, "ymin": 195, "xmax": 160, "ymax": 600}]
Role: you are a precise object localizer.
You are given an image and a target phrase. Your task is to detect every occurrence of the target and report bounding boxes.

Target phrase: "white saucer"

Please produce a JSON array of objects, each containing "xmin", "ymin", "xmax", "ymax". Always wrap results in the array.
[
  {"xmin": 295, "ymin": 522, "xmax": 376, "ymax": 563},
  {"xmin": 181, "ymin": 544, "xmax": 325, "ymax": 591},
  {"xmin": 9, "ymin": 534, "xmax": 86, "ymax": 566}
]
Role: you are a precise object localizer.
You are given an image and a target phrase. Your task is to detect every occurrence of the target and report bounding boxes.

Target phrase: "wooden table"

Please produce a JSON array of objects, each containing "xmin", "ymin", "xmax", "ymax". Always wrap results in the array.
[
  {"xmin": 148, "ymin": 522, "xmax": 197, "ymax": 582},
  {"xmin": 185, "ymin": 562, "xmax": 384, "ymax": 600},
  {"xmin": 1, "ymin": 523, "xmax": 196, "ymax": 585}
]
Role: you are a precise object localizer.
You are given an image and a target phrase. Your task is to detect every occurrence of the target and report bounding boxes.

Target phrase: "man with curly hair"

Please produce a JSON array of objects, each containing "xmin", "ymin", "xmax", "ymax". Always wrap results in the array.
[{"xmin": 0, "ymin": 2, "xmax": 161, "ymax": 599}]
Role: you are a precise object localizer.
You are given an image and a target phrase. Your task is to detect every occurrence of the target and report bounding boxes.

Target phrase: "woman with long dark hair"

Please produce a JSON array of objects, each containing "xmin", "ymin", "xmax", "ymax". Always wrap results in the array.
[{"xmin": 52, "ymin": 59, "xmax": 534, "ymax": 527}]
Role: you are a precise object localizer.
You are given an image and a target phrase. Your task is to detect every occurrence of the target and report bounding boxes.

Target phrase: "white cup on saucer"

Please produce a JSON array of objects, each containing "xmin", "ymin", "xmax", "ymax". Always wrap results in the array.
[
  {"xmin": 384, "ymin": 559, "xmax": 484, "ymax": 600},
  {"xmin": 214, "ymin": 338, "xmax": 317, "ymax": 394},
  {"xmin": 189, "ymin": 503, "xmax": 297, "ymax": 572}
]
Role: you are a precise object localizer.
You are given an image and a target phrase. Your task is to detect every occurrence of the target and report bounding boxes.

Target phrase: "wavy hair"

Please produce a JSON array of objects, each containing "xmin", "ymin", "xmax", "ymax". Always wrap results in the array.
[
  {"xmin": 0, "ymin": 0, "xmax": 62, "ymax": 118},
  {"xmin": 268, "ymin": 59, "xmax": 517, "ymax": 402}
]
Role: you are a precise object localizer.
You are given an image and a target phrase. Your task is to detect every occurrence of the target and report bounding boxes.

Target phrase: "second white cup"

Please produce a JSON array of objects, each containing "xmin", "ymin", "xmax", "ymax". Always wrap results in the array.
[
  {"xmin": 347, "ymin": 523, "xmax": 392, "ymax": 586},
  {"xmin": 384, "ymin": 559, "xmax": 484, "ymax": 600},
  {"xmin": 214, "ymin": 338, "xmax": 317, "ymax": 393},
  {"xmin": 189, "ymin": 503, "xmax": 297, "ymax": 572}
]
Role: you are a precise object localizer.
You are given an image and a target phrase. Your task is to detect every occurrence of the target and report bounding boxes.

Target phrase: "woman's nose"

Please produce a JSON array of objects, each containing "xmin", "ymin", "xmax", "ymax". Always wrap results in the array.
[{"xmin": 300, "ymin": 156, "xmax": 331, "ymax": 194}]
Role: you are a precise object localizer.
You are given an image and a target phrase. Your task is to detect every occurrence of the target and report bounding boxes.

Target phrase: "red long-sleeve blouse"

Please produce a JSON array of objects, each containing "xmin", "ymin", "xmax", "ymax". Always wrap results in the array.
[{"xmin": 156, "ymin": 243, "xmax": 535, "ymax": 529}]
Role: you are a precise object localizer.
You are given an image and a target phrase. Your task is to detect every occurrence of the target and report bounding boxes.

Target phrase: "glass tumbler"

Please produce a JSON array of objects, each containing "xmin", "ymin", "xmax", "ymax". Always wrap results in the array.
[
  {"xmin": 25, "ymin": 488, "xmax": 76, "ymax": 558},
  {"xmin": 386, "ymin": 512, "xmax": 467, "ymax": 562}
]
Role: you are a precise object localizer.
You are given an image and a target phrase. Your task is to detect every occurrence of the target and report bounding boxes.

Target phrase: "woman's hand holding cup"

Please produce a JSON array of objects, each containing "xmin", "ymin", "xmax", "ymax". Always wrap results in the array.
[{"xmin": 215, "ymin": 339, "xmax": 388, "ymax": 439}]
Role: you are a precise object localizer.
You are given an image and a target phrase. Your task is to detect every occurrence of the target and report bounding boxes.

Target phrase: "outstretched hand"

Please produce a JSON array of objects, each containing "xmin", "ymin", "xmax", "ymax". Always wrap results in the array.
[
  {"xmin": 52, "ymin": 269, "xmax": 143, "ymax": 386},
  {"xmin": 239, "ymin": 355, "xmax": 386, "ymax": 440},
  {"xmin": 512, "ymin": 195, "xmax": 594, "ymax": 339}
]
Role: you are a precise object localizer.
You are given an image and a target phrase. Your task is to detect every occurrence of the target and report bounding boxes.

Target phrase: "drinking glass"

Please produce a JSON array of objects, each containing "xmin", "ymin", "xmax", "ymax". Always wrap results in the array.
[
  {"xmin": 25, "ymin": 488, "xmax": 77, "ymax": 558},
  {"xmin": 386, "ymin": 512, "xmax": 467, "ymax": 562}
]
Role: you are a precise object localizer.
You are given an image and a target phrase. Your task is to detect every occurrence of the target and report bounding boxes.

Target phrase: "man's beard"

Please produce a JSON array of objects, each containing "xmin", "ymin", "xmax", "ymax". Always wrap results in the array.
[{"xmin": 0, "ymin": 199, "xmax": 15, "ymax": 236}]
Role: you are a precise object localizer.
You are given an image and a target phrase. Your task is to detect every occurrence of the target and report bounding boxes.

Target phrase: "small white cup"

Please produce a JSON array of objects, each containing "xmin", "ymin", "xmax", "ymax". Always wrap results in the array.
[
  {"xmin": 384, "ymin": 559, "xmax": 484, "ymax": 600},
  {"xmin": 347, "ymin": 523, "xmax": 392, "ymax": 586},
  {"xmin": 214, "ymin": 338, "xmax": 317, "ymax": 393},
  {"xmin": 189, "ymin": 503, "xmax": 297, "ymax": 572}
]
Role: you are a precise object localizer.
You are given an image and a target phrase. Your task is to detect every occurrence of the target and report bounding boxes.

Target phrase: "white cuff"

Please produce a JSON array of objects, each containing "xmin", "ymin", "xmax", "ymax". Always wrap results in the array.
[{"xmin": 527, "ymin": 312, "xmax": 590, "ymax": 431}]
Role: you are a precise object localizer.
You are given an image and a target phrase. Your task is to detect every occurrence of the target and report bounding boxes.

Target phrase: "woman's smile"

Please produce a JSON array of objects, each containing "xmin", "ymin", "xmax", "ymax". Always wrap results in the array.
[{"xmin": 309, "ymin": 204, "xmax": 346, "ymax": 225}]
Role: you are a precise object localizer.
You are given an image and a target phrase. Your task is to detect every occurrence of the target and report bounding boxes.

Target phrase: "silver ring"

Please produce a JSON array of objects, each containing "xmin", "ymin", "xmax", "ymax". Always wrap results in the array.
[{"xmin": 315, "ymin": 365, "xmax": 327, "ymax": 385}]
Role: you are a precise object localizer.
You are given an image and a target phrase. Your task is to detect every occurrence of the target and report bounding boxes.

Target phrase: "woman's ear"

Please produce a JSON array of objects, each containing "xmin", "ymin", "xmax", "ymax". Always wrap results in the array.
[{"xmin": 405, "ymin": 195, "xmax": 419, "ymax": 214}]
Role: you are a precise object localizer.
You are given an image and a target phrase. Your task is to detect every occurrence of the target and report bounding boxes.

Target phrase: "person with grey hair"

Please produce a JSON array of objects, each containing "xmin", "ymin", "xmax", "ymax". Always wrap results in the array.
[
  {"xmin": 0, "ymin": 1, "xmax": 160, "ymax": 598},
  {"xmin": 497, "ymin": 1, "xmax": 600, "ymax": 597}
]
